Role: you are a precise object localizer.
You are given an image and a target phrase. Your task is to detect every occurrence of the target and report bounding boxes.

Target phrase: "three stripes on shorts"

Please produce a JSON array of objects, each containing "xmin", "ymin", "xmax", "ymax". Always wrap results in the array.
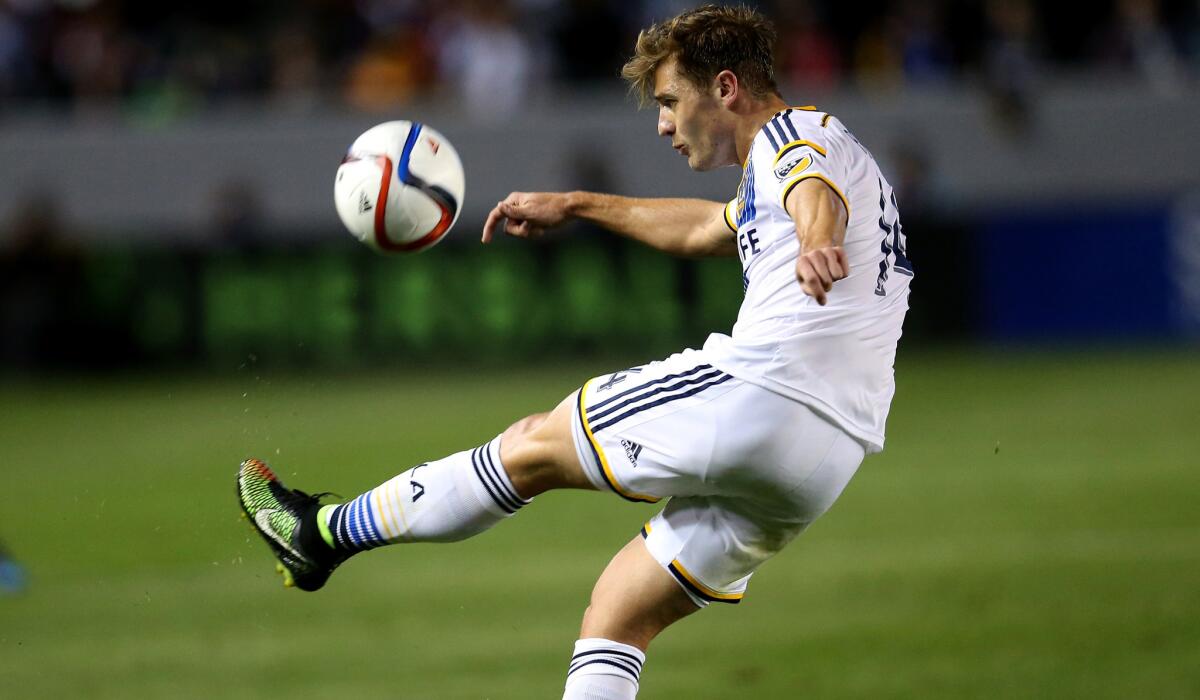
[{"xmin": 587, "ymin": 363, "xmax": 732, "ymax": 434}]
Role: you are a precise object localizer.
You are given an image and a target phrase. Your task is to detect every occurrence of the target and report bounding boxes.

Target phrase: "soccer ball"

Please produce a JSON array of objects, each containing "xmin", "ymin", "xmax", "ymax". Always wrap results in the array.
[{"xmin": 334, "ymin": 120, "xmax": 465, "ymax": 253}]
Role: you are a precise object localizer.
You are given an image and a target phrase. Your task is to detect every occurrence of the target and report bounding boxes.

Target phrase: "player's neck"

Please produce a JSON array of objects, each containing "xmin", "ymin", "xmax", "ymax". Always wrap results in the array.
[{"xmin": 734, "ymin": 95, "xmax": 789, "ymax": 166}]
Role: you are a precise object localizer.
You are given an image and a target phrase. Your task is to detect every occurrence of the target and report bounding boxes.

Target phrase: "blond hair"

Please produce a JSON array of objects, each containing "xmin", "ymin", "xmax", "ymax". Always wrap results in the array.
[{"xmin": 621, "ymin": 4, "xmax": 780, "ymax": 106}]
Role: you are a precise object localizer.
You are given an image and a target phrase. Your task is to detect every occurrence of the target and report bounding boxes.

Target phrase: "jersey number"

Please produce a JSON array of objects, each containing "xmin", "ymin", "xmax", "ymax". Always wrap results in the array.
[{"xmin": 874, "ymin": 178, "xmax": 911, "ymax": 296}]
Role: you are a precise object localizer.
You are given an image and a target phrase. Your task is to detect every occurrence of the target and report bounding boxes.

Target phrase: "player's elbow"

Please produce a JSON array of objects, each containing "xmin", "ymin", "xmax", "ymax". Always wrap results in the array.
[
  {"xmin": 676, "ymin": 235, "xmax": 709, "ymax": 258},
  {"xmin": 680, "ymin": 228, "xmax": 735, "ymax": 258}
]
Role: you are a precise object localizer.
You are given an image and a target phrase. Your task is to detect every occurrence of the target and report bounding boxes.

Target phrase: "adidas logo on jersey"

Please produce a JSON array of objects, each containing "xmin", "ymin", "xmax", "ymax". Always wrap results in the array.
[
  {"xmin": 358, "ymin": 191, "xmax": 373, "ymax": 213},
  {"xmin": 620, "ymin": 439, "xmax": 643, "ymax": 467}
]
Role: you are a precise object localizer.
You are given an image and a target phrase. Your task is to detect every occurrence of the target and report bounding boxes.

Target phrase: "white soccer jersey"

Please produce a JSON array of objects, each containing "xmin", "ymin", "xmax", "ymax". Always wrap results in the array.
[{"xmin": 703, "ymin": 107, "xmax": 912, "ymax": 452}]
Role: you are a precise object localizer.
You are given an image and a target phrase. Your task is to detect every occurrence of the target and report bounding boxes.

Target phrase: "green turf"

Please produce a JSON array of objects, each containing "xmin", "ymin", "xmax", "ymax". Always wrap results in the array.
[{"xmin": 1, "ymin": 349, "xmax": 1198, "ymax": 698}]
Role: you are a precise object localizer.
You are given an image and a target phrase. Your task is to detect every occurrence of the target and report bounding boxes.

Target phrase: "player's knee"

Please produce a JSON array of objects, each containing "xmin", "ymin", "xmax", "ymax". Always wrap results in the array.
[
  {"xmin": 505, "ymin": 412, "xmax": 549, "ymax": 439},
  {"xmin": 578, "ymin": 599, "xmax": 678, "ymax": 650},
  {"xmin": 580, "ymin": 604, "xmax": 647, "ymax": 648},
  {"xmin": 501, "ymin": 413, "xmax": 553, "ymax": 468},
  {"xmin": 585, "ymin": 581, "xmax": 696, "ymax": 648},
  {"xmin": 499, "ymin": 407, "xmax": 584, "ymax": 496}
]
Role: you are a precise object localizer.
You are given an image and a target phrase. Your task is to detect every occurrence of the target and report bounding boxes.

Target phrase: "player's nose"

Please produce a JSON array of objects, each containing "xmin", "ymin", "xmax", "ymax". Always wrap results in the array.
[{"xmin": 657, "ymin": 110, "xmax": 674, "ymax": 137}]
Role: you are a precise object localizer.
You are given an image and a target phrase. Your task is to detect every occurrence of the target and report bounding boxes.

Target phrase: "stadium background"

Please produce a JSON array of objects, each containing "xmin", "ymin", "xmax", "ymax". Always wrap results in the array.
[{"xmin": 1, "ymin": 0, "xmax": 1198, "ymax": 697}]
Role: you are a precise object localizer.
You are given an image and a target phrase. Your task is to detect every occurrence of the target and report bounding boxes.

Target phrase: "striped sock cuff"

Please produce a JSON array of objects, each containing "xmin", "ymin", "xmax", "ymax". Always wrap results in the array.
[
  {"xmin": 328, "ymin": 491, "xmax": 385, "ymax": 552},
  {"xmin": 567, "ymin": 638, "xmax": 646, "ymax": 687},
  {"xmin": 470, "ymin": 437, "xmax": 530, "ymax": 515}
]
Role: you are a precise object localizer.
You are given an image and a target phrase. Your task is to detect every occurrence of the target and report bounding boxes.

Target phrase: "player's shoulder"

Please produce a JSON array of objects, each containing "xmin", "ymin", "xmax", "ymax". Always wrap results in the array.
[
  {"xmin": 756, "ymin": 106, "xmax": 835, "ymax": 148},
  {"xmin": 751, "ymin": 106, "xmax": 839, "ymax": 181}
]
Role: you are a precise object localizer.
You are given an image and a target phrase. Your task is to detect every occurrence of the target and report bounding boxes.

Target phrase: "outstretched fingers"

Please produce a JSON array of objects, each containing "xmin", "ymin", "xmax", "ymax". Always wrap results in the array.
[
  {"xmin": 482, "ymin": 202, "xmax": 505, "ymax": 243},
  {"xmin": 483, "ymin": 192, "xmax": 567, "ymax": 243},
  {"xmin": 481, "ymin": 193, "xmax": 529, "ymax": 243}
]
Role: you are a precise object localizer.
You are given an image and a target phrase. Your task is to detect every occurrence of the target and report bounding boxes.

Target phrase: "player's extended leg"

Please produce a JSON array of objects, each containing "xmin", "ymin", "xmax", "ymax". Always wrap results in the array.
[
  {"xmin": 561, "ymin": 536, "xmax": 697, "ymax": 700},
  {"xmin": 498, "ymin": 394, "xmax": 597, "ymax": 496},
  {"xmin": 237, "ymin": 392, "xmax": 594, "ymax": 591}
]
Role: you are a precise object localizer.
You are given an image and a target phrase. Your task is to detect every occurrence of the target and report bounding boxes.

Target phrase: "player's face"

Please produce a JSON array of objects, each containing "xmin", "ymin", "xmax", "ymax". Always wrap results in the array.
[{"xmin": 653, "ymin": 56, "xmax": 732, "ymax": 171}]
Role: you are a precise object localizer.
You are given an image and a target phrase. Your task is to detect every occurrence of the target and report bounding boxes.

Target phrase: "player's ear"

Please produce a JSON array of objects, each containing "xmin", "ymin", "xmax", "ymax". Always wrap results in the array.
[{"xmin": 714, "ymin": 70, "xmax": 738, "ymax": 106}]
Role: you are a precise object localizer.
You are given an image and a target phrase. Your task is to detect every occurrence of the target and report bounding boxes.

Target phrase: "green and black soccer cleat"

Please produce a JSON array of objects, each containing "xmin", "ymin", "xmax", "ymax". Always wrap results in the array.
[{"xmin": 237, "ymin": 458, "xmax": 347, "ymax": 591}]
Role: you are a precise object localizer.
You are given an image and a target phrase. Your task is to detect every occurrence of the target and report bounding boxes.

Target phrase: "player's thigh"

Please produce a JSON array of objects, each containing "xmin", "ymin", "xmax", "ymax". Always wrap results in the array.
[
  {"xmin": 636, "ymin": 414, "xmax": 866, "ymax": 607},
  {"xmin": 579, "ymin": 536, "xmax": 699, "ymax": 651},
  {"xmin": 574, "ymin": 360, "xmax": 855, "ymax": 506},
  {"xmin": 572, "ymin": 349, "xmax": 740, "ymax": 504},
  {"xmin": 500, "ymin": 392, "xmax": 596, "ymax": 497}
]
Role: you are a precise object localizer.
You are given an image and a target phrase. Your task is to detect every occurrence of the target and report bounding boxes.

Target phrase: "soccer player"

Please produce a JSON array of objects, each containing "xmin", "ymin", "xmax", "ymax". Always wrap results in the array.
[
  {"xmin": 237, "ymin": 5, "xmax": 911, "ymax": 698},
  {"xmin": 0, "ymin": 540, "xmax": 26, "ymax": 595}
]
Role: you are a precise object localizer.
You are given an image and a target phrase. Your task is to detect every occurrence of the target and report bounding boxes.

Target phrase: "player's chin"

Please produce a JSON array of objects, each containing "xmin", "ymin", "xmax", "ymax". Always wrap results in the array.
[{"xmin": 686, "ymin": 155, "xmax": 719, "ymax": 172}]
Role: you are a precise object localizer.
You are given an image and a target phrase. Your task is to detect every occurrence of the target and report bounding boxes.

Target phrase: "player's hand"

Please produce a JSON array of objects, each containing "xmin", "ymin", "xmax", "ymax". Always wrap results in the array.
[
  {"xmin": 796, "ymin": 245, "xmax": 849, "ymax": 306},
  {"xmin": 482, "ymin": 192, "xmax": 572, "ymax": 243}
]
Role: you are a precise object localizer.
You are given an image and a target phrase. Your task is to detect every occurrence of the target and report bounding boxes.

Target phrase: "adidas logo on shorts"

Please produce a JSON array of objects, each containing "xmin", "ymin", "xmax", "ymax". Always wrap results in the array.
[{"xmin": 620, "ymin": 439, "xmax": 643, "ymax": 467}]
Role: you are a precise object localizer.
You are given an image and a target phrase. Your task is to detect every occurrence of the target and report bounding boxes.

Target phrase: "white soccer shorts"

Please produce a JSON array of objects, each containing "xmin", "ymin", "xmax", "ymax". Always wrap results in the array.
[{"xmin": 570, "ymin": 348, "xmax": 865, "ymax": 607}]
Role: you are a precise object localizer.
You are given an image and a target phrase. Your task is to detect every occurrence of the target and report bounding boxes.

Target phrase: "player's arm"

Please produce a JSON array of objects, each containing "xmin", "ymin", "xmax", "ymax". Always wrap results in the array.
[
  {"xmin": 482, "ymin": 191, "xmax": 736, "ymax": 258},
  {"xmin": 785, "ymin": 177, "xmax": 849, "ymax": 306}
]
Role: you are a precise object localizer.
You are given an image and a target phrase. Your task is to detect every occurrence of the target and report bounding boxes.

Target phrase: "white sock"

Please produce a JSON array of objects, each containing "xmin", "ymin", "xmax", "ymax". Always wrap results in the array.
[
  {"xmin": 323, "ymin": 436, "xmax": 529, "ymax": 549},
  {"xmin": 562, "ymin": 638, "xmax": 645, "ymax": 700}
]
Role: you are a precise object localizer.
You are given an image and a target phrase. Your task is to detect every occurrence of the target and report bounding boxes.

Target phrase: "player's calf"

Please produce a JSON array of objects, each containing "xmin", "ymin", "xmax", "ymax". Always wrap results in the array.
[
  {"xmin": 580, "ymin": 537, "xmax": 699, "ymax": 648},
  {"xmin": 561, "ymin": 538, "xmax": 698, "ymax": 700}
]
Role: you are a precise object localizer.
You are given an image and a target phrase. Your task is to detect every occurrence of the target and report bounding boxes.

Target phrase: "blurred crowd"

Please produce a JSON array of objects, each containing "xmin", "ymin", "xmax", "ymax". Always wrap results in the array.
[{"xmin": 1, "ymin": 0, "xmax": 1197, "ymax": 118}]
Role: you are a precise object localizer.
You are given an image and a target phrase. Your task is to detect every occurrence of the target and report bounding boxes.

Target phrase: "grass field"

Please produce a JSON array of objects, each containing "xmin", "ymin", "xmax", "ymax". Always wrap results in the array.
[{"xmin": 1, "ymin": 349, "xmax": 1198, "ymax": 699}]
